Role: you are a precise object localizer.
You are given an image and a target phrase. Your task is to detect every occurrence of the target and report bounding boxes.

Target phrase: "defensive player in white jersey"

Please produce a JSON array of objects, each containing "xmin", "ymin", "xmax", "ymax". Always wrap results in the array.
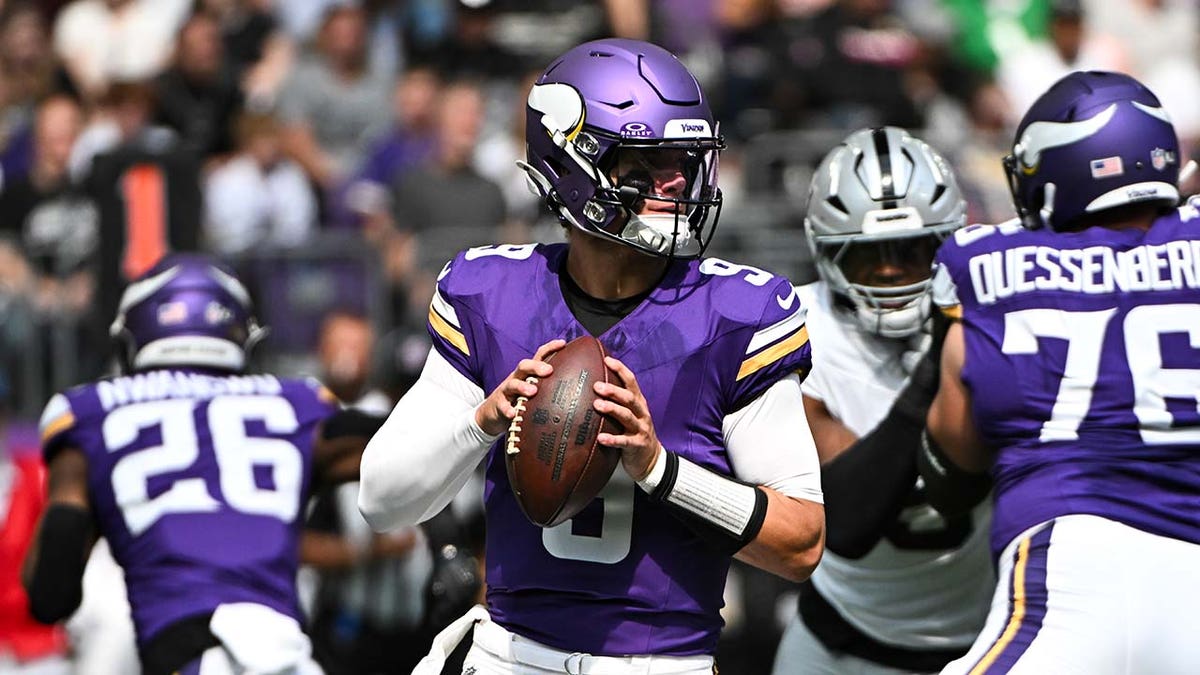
[
  {"xmin": 925, "ymin": 71, "xmax": 1200, "ymax": 674},
  {"xmin": 773, "ymin": 127, "xmax": 994, "ymax": 675}
]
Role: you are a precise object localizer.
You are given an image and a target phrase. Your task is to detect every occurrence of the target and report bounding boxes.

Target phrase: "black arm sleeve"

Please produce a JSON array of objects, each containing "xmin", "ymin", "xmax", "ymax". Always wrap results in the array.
[
  {"xmin": 319, "ymin": 408, "xmax": 386, "ymax": 440},
  {"xmin": 820, "ymin": 348, "xmax": 939, "ymax": 560},
  {"xmin": 917, "ymin": 430, "xmax": 992, "ymax": 518},
  {"xmin": 420, "ymin": 506, "xmax": 481, "ymax": 630},
  {"xmin": 26, "ymin": 504, "xmax": 93, "ymax": 624}
]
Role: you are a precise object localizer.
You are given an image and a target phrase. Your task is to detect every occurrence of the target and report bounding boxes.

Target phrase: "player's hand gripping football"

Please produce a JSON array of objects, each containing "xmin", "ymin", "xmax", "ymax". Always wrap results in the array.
[
  {"xmin": 592, "ymin": 356, "xmax": 661, "ymax": 482},
  {"xmin": 475, "ymin": 339, "xmax": 566, "ymax": 436}
]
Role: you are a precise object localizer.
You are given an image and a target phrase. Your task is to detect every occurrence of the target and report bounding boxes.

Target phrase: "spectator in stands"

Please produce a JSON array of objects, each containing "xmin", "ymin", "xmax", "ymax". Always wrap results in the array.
[
  {"xmin": 303, "ymin": 312, "xmax": 436, "ymax": 675},
  {"xmin": 947, "ymin": 77, "xmax": 1016, "ymax": 225},
  {"xmin": 203, "ymin": 110, "xmax": 317, "ymax": 256},
  {"xmin": 473, "ymin": 69, "xmax": 546, "ymax": 238},
  {"xmin": 0, "ymin": 3, "xmax": 57, "ymax": 125},
  {"xmin": 278, "ymin": 4, "xmax": 392, "ymax": 191},
  {"xmin": 773, "ymin": 0, "xmax": 927, "ymax": 130},
  {"xmin": 391, "ymin": 79, "xmax": 505, "ymax": 276},
  {"xmin": 154, "ymin": 10, "xmax": 244, "ymax": 160},
  {"xmin": 198, "ymin": 0, "xmax": 295, "ymax": 106},
  {"xmin": 0, "ymin": 95, "xmax": 96, "ymax": 317},
  {"xmin": 0, "ymin": 376, "xmax": 71, "ymax": 673},
  {"xmin": 343, "ymin": 65, "xmax": 442, "ymax": 234},
  {"xmin": 995, "ymin": 0, "xmax": 1127, "ymax": 126},
  {"xmin": 417, "ymin": 2, "xmax": 523, "ymax": 82},
  {"xmin": 381, "ymin": 79, "xmax": 504, "ymax": 326},
  {"xmin": 52, "ymin": 0, "xmax": 189, "ymax": 102}
]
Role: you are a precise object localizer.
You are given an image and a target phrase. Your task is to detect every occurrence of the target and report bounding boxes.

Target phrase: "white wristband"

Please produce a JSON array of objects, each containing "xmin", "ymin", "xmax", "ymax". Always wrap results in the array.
[
  {"xmin": 639, "ymin": 449, "xmax": 765, "ymax": 541},
  {"xmin": 635, "ymin": 445, "xmax": 667, "ymax": 493}
]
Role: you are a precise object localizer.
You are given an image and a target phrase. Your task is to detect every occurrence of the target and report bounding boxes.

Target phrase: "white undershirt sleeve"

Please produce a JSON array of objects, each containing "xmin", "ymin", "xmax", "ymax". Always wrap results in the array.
[
  {"xmin": 723, "ymin": 373, "xmax": 824, "ymax": 504},
  {"xmin": 357, "ymin": 349, "xmax": 499, "ymax": 532}
]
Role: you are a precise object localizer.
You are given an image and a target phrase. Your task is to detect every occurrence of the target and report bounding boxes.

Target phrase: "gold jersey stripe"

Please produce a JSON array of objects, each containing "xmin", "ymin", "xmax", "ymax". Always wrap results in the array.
[
  {"xmin": 736, "ymin": 326, "xmax": 809, "ymax": 381},
  {"xmin": 428, "ymin": 306, "xmax": 469, "ymax": 356},
  {"xmin": 317, "ymin": 385, "xmax": 339, "ymax": 405},
  {"xmin": 941, "ymin": 304, "xmax": 963, "ymax": 320},
  {"xmin": 969, "ymin": 537, "xmax": 1031, "ymax": 675},
  {"xmin": 41, "ymin": 412, "xmax": 76, "ymax": 444}
]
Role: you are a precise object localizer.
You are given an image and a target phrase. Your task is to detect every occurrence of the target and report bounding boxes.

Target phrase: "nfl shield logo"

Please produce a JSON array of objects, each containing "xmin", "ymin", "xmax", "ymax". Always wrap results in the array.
[{"xmin": 1151, "ymin": 148, "xmax": 1170, "ymax": 171}]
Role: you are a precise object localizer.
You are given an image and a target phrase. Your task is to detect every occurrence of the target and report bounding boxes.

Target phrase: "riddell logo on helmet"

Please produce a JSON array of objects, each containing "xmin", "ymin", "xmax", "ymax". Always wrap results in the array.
[
  {"xmin": 620, "ymin": 122, "xmax": 654, "ymax": 138},
  {"xmin": 1127, "ymin": 187, "xmax": 1160, "ymax": 199}
]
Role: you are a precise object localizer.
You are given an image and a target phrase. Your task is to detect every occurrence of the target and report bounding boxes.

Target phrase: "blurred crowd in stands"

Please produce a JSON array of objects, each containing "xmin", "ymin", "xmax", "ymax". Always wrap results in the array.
[
  {"xmin": 0, "ymin": 0, "xmax": 1198, "ymax": 417},
  {"xmin": 0, "ymin": 0, "xmax": 1198, "ymax": 671}
]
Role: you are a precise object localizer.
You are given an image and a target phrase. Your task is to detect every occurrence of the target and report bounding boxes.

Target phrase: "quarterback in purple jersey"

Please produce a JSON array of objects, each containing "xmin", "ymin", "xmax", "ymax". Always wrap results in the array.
[
  {"xmin": 922, "ymin": 71, "xmax": 1200, "ymax": 673},
  {"xmin": 22, "ymin": 255, "xmax": 380, "ymax": 675},
  {"xmin": 358, "ymin": 38, "xmax": 825, "ymax": 674}
]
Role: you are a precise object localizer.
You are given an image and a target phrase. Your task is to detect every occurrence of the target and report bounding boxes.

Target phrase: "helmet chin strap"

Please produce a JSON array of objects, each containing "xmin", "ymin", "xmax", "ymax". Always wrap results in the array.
[{"xmin": 1039, "ymin": 182, "xmax": 1056, "ymax": 230}]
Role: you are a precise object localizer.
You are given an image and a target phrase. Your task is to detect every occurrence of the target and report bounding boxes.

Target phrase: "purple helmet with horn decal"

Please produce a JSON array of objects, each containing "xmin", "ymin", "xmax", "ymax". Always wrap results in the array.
[
  {"xmin": 1005, "ymin": 70, "xmax": 1180, "ymax": 232},
  {"xmin": 519, "ymin": 38, "xmax": 724, "ymax": 257},
  {"xmin": 110, "ymin": 253, "xmax": 265, "ymax": 373}
]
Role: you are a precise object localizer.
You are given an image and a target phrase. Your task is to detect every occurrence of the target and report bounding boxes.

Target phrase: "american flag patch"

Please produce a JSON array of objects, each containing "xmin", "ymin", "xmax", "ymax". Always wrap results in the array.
[
  {"xmin": 157, "ymin": 301, "xmax": 188, "ymax": 326},
  {"xmin": 1090, "ymin": 156, "xmax": 1124, "ymax": 179}
]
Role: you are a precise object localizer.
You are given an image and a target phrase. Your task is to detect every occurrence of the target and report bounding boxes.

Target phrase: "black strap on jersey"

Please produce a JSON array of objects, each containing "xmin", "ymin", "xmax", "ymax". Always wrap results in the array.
[
  {"xmin": 646, "ymin": 451, "xmax": 770, "ymax": 555},
  {"xmin": 796, "ymin": 581, "xmax": 968, "ymax": 671},
  {"xmin": 917, "ymin": 430, "xmax": 992, "ymax": 518},
  {"xmin": 820, "ymin": 346, "xmax": 939, "ymax": 559},
  {"xmin": 26, "ymin": 504, "xmax": 92, "ymax": 624},
  {"xmin": 140, "ymin": 612, "xmax": 219, "ymax": 675}
]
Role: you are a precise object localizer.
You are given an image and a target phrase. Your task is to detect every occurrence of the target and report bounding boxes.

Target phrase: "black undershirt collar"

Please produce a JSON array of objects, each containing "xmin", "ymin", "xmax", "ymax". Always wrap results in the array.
[{"xmin": 558, "ymin": 259, "xmax": 659, "ymax": 337}]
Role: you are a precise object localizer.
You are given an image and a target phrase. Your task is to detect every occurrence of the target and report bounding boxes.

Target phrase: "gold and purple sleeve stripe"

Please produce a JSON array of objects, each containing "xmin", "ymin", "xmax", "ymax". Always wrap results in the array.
[
  {"xmin": 969, "ymin": 522, "xmax": 1054, "ymax": 674},
  {"xmin": 40, "ymin": 412, "xmax": 76, "ymax": 445},
  {"xmin": 38, "ymin": 393, "xmax": 76, "ymax": 445},
  {"xmin": 737, "ymin": 307, "xmax": 809, "ymax": 381},
  {"xmin": 428, "ymin": 288, "xmax": 469, "ymax": 356},
  {"xmin": 941, "ymin": 304, "xmax": 963, "ymax": 320}
]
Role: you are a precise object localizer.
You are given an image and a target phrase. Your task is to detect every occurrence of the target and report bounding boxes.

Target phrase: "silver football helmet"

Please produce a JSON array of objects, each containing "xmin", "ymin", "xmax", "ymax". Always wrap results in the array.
[{"xmin": 805, "ymin": 127, "xmax": 966, "ymax": 338}]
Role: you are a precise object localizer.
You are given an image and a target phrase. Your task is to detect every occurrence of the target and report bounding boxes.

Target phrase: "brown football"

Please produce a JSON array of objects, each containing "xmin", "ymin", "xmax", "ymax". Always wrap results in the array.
[{"xmin": 505, "ymin": 335, "xmax": 622, "ymax": 528}]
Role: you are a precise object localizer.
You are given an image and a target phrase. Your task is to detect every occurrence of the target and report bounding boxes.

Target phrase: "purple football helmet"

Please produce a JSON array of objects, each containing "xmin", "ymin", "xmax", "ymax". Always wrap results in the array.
[
  {"xmin": 519, "ymin": 38, "xmax": 724, "ymax": 258},
  {"xmin": 110, "ymin": 254, "xmax": 265, "ymax": 372},
  {"xmin": 1005, "ymin": 70, "xmax": 1180, "ymax": 232}
]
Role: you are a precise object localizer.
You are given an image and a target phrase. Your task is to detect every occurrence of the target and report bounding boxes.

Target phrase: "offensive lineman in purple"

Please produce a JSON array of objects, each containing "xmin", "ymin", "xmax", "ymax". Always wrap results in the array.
[
  {"xmin": 358, "ymin": 39, "xmax": 824, "ymax": 669},
  {"xmin": 922, "ymin": 71, "xmax": 1200, "ymax": 673},
  {"xmin": 23, "ymin": 255, "xmax": 372, "ymax": 675},
  {"xmin": 932, "ymin": 212, "xmax": 1200, "ymax": 555}
]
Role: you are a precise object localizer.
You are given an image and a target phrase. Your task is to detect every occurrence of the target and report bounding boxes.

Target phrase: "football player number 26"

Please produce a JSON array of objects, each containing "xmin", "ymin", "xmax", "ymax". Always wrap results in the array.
[
  {"xmin": 1002, "ymin": 304, "xmax": 1200, "ymax": 444},
  {"xmin": 104, "ymin": 396, "xmax": 303, "ymax": 535}
]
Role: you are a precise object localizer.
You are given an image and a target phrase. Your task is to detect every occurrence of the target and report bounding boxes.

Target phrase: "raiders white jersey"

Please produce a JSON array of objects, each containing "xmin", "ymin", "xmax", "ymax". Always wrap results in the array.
[{"xmin": 797, "ymin": 281, "xmax": 993, "ymax": 650}]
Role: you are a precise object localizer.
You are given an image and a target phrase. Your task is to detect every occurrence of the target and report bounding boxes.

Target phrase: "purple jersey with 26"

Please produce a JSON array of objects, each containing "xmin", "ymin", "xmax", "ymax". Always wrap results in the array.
[
  {"xmin": 39, "ymin": 370, "xmax": 337, "ymax": 648},
  {"xmin": 932, "ymin": 207, "xmax": 1200, "ymax": 556},
  {"xmin": 427, "ymin": 243, "xmax": 811, "ymax": 656}
]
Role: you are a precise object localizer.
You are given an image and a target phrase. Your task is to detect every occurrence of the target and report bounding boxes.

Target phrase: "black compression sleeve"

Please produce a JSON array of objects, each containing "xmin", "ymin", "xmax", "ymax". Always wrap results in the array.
[
  {"xmin": 820, "ymin": 348, "xmax": 939, "ymax": 559},
  {"xmin": 319, "ymin": 408, "xmax": 386, "ymax": 440},
  {"xmin": 26, "ymin": 504, "xmax": 92, "ymax": 623},
  {"xmin": 917, "ymin": 430, "xmax": 991, "ymax": 518}
]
